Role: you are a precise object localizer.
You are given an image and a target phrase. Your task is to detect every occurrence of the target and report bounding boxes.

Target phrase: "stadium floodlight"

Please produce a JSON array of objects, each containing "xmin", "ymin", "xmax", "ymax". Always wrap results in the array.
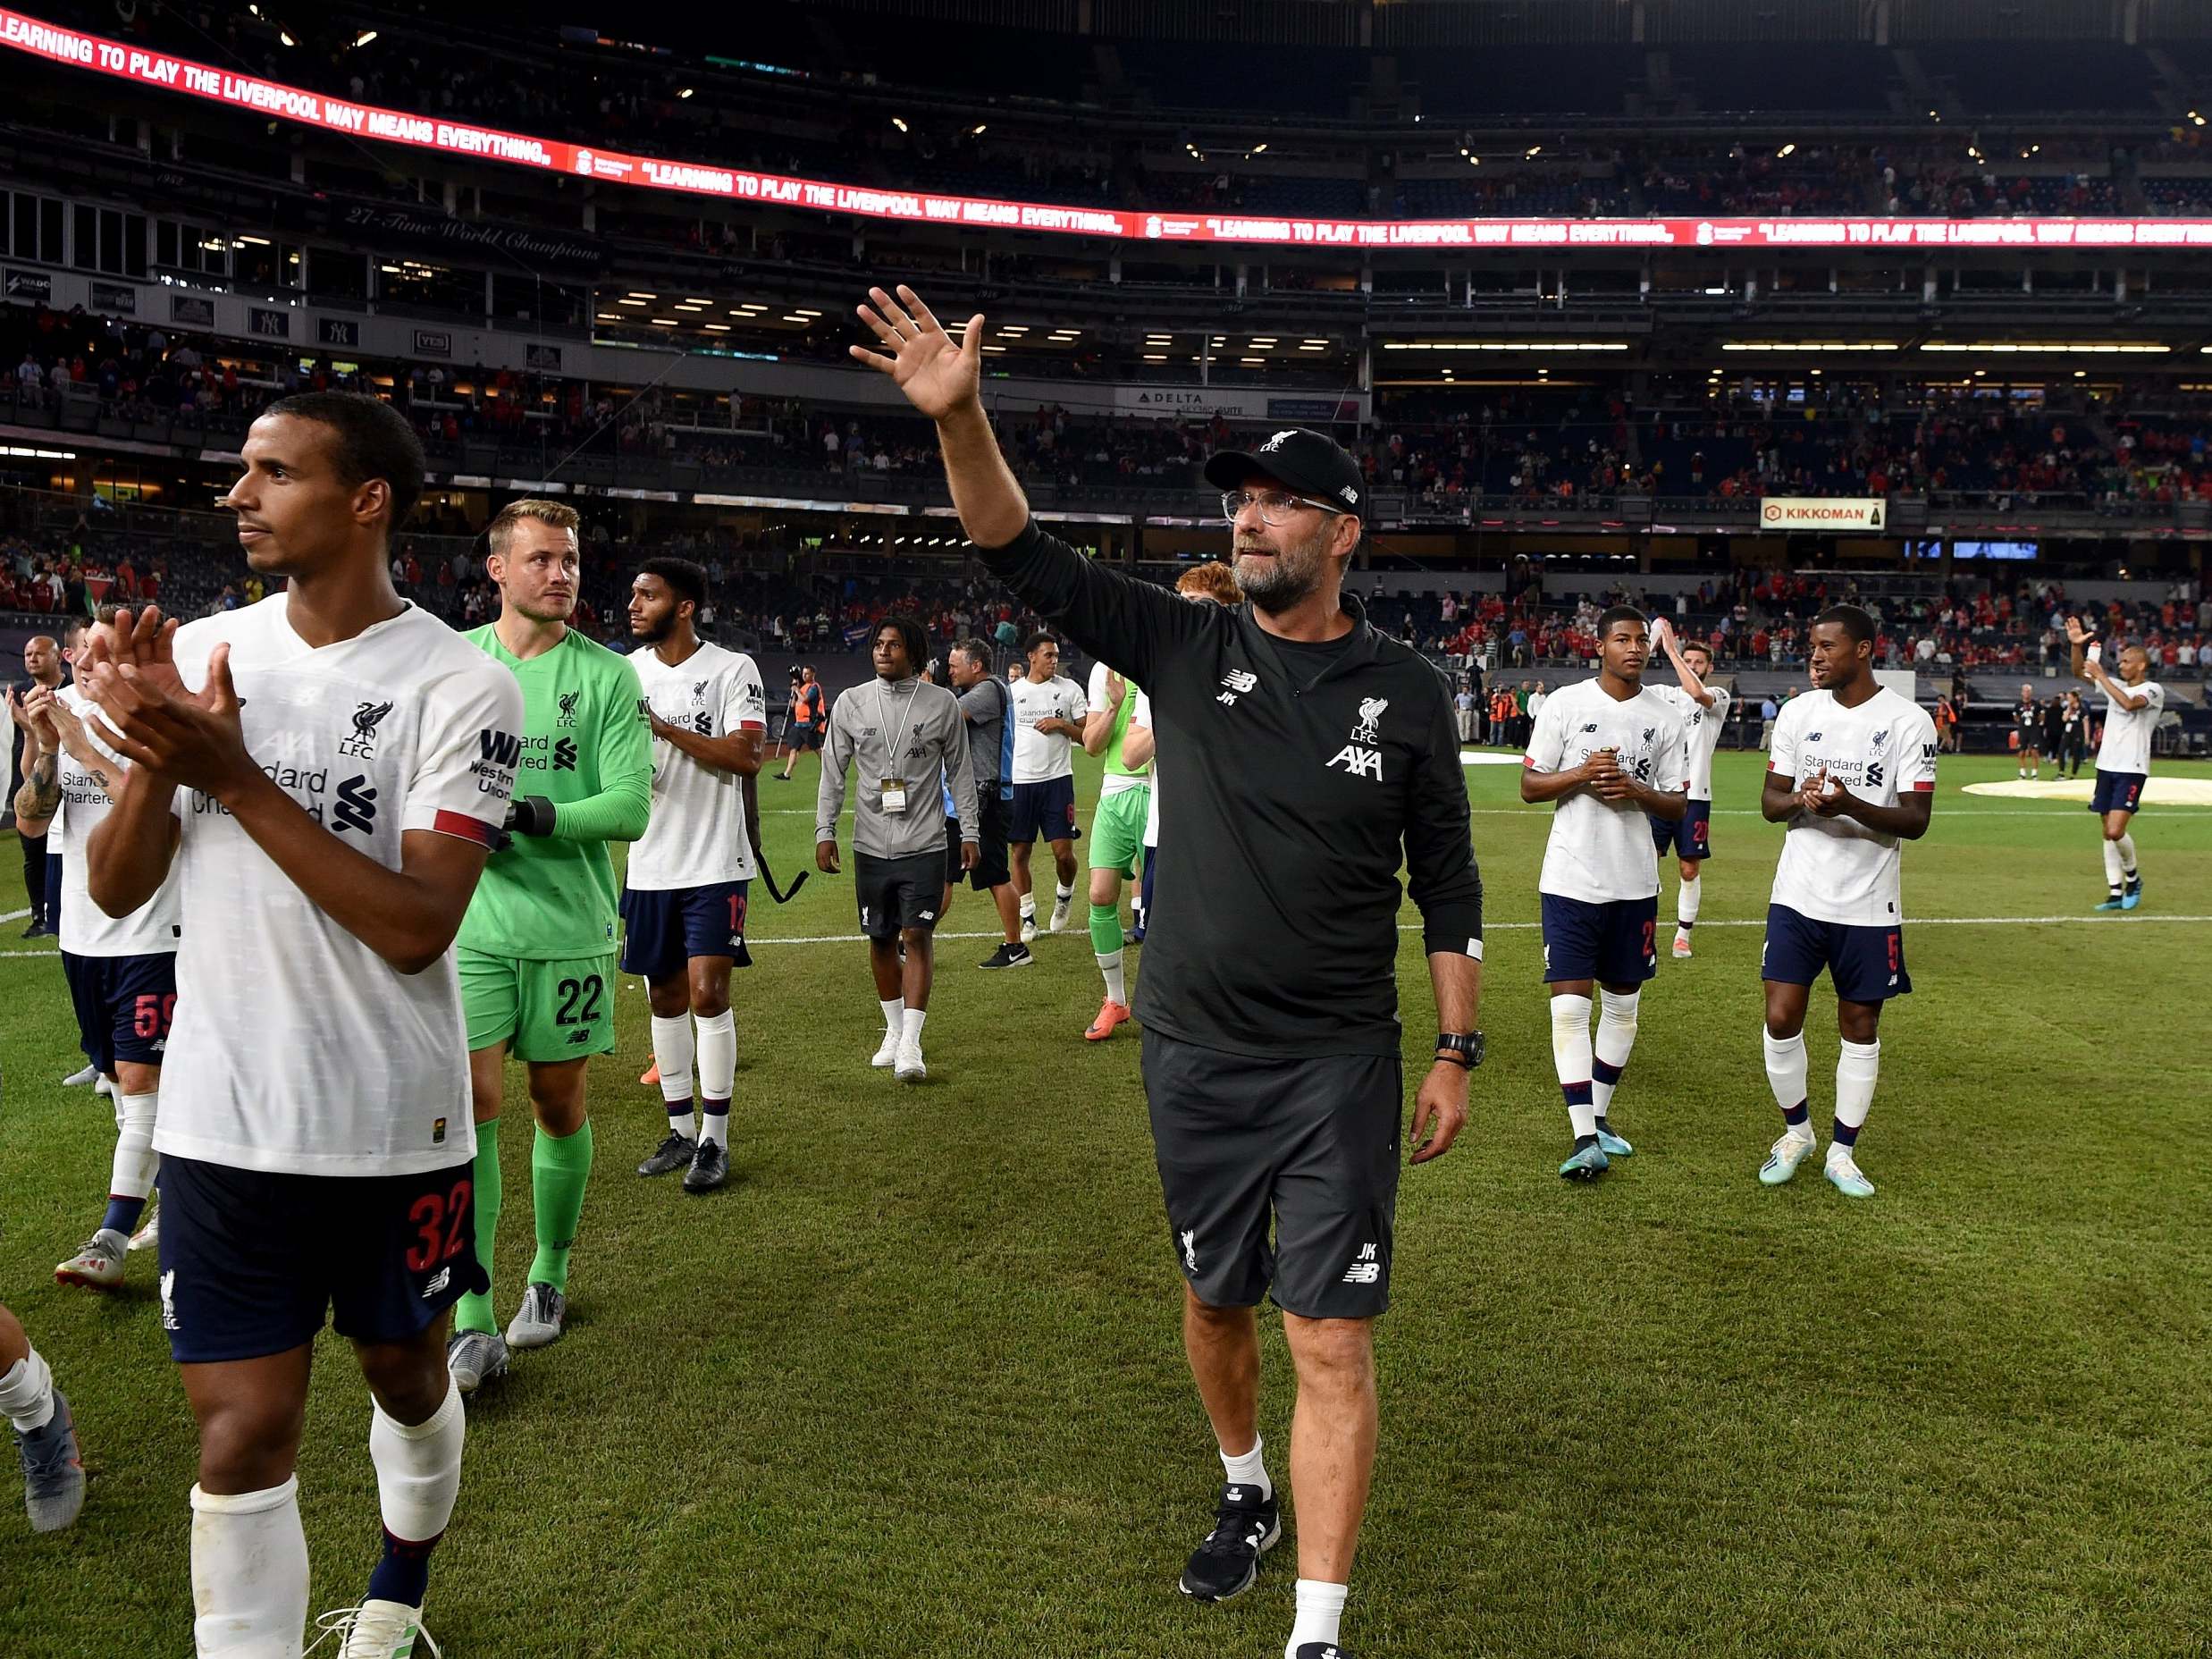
[
  {"xmin": 279, "ymin": 30, "xmax": 295, "ymax": 46},
  {"xmin": 892, "ymin": 117, "xmax": 909, "ymax": 132},
  {"xmin": 353, "ymin": 29, "xmax": 377, "ymax": 46},
  {"xmin": 1777, "ymin": 143, "xmax": 1796, "ymax": 158},
  {"xmin": 971, "ymin": 124, "xmax": 987, "ymax": 135}
]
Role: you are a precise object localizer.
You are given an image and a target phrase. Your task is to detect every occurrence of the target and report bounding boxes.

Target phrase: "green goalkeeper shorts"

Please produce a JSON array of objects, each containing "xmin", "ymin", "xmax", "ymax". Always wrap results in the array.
[
  {"xmin": 458, "ymin": 947, "xmax": 618, "ymax": 1063},
  {"xmin": 1088, "ymin": 785, "xmax": 1152, "ymax": 878}
]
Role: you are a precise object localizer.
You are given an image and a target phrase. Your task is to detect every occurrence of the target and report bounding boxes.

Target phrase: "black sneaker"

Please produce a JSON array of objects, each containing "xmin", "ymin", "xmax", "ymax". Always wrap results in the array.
[
  {"xmin": 636, "ymin": 1132, "xmax": 695, "ymax": 1177},
  {"xmin": 978, "ymin": 942, "xmax": 1034, "ymax": 970},
  {"xmin": 1178, "ymin": 1482, "xmax": 1280, "ymax": 1602},
  {"xmin": 21, "ymin": 921, "xmax": 52, "ymax": 939},
  {"xmin": 683, "ymin": 1139, "xmax": 728, "ymax": 1193}
]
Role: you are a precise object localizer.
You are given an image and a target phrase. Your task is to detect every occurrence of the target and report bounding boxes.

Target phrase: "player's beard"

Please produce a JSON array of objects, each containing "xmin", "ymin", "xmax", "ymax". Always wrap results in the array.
[
  {"xmin": 513, "ymin": 593, "xmax": 575, "ymax": 626},
  {"xmin": 632, "ymin": 611, "xmax": 675, "ymax": 644},
  {"xmin": 1233, "ymin": 518, "xmax": 1333, "ymax": 614}
]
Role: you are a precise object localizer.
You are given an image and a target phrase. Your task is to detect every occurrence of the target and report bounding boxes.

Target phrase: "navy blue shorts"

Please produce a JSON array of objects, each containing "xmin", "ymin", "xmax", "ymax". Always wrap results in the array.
[
  {"xmin": 156, "ymin": 1153, "xmax": 488, "ymax": 1363},
  {"xmin": 61, "ymin": 948, "xmax": 177, "ymax": 1074},
  {"xmin": 619, "ymin": 880, "xmax": 753, "ymax": 980},
  {"xmin": 1651, "ymin": 799, "xmax": 1713, "ymax": 861},
  {"xmin": 855, "ymin": 849, "xmax": 944, "ymax": 940},
  {"xmin": 2090, "ymin": 770, "xmax": 2147, "ymax": 816},
  {"xmin": 1540, "ymin": 893, "xmax": 1660, "ymax": 985},
  {"xmin": 1762, "ymin": 903, "xmax": 1910, "ymax": 1003},
  {"xmin": 1009, "ymin": 776, "xmax": 1079, "ymax": 845}
]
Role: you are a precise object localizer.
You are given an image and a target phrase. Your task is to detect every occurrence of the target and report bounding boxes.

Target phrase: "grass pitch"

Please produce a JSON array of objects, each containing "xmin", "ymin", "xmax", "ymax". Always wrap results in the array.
[{"xmin": 2, "ymin": 746, "xmax": 2208, "ymax": 1658}]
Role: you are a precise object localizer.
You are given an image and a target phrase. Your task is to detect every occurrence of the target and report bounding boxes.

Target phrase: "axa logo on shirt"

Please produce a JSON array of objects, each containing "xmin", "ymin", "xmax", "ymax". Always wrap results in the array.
[{"xmin": 1328, "ymin": 699, "xmax": 1389, "ymax": 779}]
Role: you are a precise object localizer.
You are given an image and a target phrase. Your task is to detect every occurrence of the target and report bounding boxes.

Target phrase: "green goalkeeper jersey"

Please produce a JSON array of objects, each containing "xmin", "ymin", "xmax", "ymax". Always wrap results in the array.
[{"xmin": 457, "ymin": 624, "xmax": 654, "ymax": 960}]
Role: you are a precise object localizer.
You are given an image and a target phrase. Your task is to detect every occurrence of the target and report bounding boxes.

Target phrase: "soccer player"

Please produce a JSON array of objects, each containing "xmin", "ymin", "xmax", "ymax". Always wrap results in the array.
[
  {"xmin": 2066, "ymin": 616, "xmax": 2166, "ymax": 911},
  {"xmin": 10, "ymin": 632, "xmax": 64, "ymax": 938},
  {"xmin": 21, "ymin": 611, "xmax": 180, "ymax": 1292},
  {"xmin": 946, "ymin": 636, "xmax": 1027, "ymax": 968},
  {"xmin": 80, "ymin": 391, "xmax": 523, "ymax": 1657},
  {"xmin": 2, "ymin": 1300, "xmax": 84, "ymax": 1532},
  {"xmin": 1521, "ymin": 608, "xmax": 1688, "ymax": 1180},
  {"xmin": 1756, "ymin": 605, "xmax": 1937, "ymax": 1200},
  {"xmin": 774, "ymin": 665, "xmax": 826, "ymax": 782},
  {"xmin": 446, "ymin": 501, "xmax": 652, "ymax": 1393},
  {"xmin": 1006, "ymin": 631, "xmax": 1085, "ymax": 939},
  {"xmin": 624, "ymin": 558, "xmax": 768, "ymax": 1193},
  {"xmin": 856, "ymin": 284, "xmax": 1483, "ymax": 1659},
  {"xmin": 2013, "ymin": 684, "xmax": 2042, "ymax": 779},
  {"xmin": 2057, "ymin": 688, "xmax": 2090, "ymax": 779},
  {"xmin": 1645, "ymin": 616, "xmax": 1729, "ymax": 959},
  {"xmin": 818, "ymin": 615, "xmax": 978, "ymax": 1080},
  {"xmin": 1077, "ymin": 656, "xmax": 1151, "ymax": 1040}
]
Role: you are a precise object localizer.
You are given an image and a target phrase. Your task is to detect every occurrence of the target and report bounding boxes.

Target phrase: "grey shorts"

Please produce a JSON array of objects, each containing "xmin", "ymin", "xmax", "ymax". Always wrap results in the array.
[{"xmin": 1141, "ymin": 1029, "xmax": 1403, "ymax": 1320}]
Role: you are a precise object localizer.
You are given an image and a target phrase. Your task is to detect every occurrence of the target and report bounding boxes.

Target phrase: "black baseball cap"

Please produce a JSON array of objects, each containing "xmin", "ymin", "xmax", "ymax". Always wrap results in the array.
[{"xmin": 1204, "ymin": 428, "xmax": 1367, "ymax": 520}]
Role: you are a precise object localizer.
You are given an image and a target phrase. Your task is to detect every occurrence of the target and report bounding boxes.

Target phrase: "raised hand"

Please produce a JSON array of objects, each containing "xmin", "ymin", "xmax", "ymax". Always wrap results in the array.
[
  {"xmin": 848, "ymin": 285, "xmax": 983, "ymax": 421},
  {"xmin": 2063, "ymin": 614, "xmax": 2091, "ymax": 646},
  {"xmin": 84, "ymin": 606, "xmax": 188, "ymax": 701}
]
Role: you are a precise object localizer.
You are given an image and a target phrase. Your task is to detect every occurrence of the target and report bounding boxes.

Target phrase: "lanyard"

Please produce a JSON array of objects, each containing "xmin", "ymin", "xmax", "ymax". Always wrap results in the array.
[{"xmin": 874, "ymin": 678, "xmax": 920, "ymax": 772}]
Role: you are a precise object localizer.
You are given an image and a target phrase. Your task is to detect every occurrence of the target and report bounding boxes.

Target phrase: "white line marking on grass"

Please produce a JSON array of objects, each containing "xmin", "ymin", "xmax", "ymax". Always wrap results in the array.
[{"xmin": 5, "ymin": 914, "xmax": 2206, "ymax": 963}]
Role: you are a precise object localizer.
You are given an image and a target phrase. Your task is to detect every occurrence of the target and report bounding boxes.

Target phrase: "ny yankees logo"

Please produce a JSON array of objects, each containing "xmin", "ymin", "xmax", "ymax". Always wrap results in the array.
[{"xmin": 338, "ymin": 699, "xmax": 395, "ymax": 759}]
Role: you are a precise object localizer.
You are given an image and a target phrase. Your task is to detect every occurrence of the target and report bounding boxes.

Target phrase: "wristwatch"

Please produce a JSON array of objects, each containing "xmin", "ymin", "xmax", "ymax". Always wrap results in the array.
[{"xmin": 1434, "ymin": 1031, "xmax": 1485, "ymax": 1069}]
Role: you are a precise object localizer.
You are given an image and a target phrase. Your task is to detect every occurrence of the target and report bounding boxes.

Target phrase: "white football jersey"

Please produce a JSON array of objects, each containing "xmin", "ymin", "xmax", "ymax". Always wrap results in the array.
[
  {"xmin": 1651, "ymin": 681, "xmax": 1732, "ymax": 803},
  {"xmin": 1525, "ymin": 678, "xmax": 1690, "ymax": 903},
  {"xmin": 54, "ymin": 685, "xmax": 181, "ymax": 958},
  {"xmin": 1767, "ymin": 686, "xmax": 1938, "ymax": 927},
  {"xmin": 157, "ymin": 595, "xmax": 524, "ymax": 1176},
  {"xmin": 1009, "ymin": 673, "xmax": 1086, "ymax": 784},
  {"xmin": 2095, "ymin": 678, "xmax": 2166, "ymax": 776},
  {"xmin": 627, "ymin": 641, "xmax": 766, "ymax": 889}
]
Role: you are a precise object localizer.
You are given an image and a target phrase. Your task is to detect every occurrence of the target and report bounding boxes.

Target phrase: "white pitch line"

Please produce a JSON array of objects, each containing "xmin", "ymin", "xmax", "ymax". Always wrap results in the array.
[{"xmin": 4, "ymin": 913, "xmax": 2206, "ymax": 964}]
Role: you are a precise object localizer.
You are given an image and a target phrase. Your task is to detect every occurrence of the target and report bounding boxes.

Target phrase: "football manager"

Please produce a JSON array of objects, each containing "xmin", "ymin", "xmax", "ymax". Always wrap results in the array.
[{"xmin": 853, "ymin": 283, "xmax": 1484, "ymax": 1659}]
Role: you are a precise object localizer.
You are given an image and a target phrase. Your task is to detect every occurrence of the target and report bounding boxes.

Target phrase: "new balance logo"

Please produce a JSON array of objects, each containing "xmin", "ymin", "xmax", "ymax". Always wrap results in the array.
[
  {"xmin": 479, "ymin": 729, "xmax": 522, "ymax": 769},
  {"xmin": 1342, "ymin": 1243, "xmax": 1381, "ymax": 1285},
  {"xmin": 332, "ymin": 775, "xmax": 378, "ymax": 835},
  {"xmin": 1220, "ymin": 669, "xmax": 1258, "ymax": 694},
  {"xmin": 1327, "ymin": 744, "xmax": 1384, "ymax": 780},
  {"xmin": 421, "ymin": 1267, "xmax": 450, "ymax": 1299}
]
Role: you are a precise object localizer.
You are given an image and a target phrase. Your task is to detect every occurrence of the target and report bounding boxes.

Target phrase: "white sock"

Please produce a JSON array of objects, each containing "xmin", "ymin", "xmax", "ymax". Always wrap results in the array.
[
  {"xmin": 901, "ymin": 1006, "xmax": 928, "ymax": 1044},
  {"xmin": 1220, "ymin": 1436, "xmax": 1271, "ymax": 1502},
  {"xmin": 1549, "ymin": 993, "xmax": 1596, "ymax": 1139},
  {"xmin": 1592, "ymin": 989, "xmax": 1640, "ymax": 1118},
  {"xmin": 694, "ymin": 1009, "xmax": 736, "ymax": 1105},
  {"xmin": 370, "ymin": 1380, "xmax": 465, "ymax": 1547},
  {"xmin": 879, "ymin": 997, "xmax": 905, "ymax": 1035},
  {"xmin": 1763, "ymin": 1028, "xmax": 1811, "ymax": 1131},
  {"xmin": 1098, "ymin": 948, "xmax": 1126, "ymax": 1006},
  {"xmin": 113, "ymin": 1089, "xmax": 159, "ymax": 1200},
  {"xmin": 1055, "ymin": 883, "xmax": 1073, "ymax": 905},
  {"xmin": 2102, "ymin": 838, "xmax": 2125, "ymax": 889},
  {"xmin": 1835, "ymin": 1038, "xmax": 1880, "ymax": 1141},
  {"xmin": 190, "ymin": 1478, "xmax": 309, "ymax": 1658},
  {"xmin": 1019, "ymin": 894, "xmax": 1036, "ymax": 922},
  {"xmin": 0, "ymin": 1350, "xmax": 55, "ymax": 1431},
  {"xmin": 1287, "ymin": 1579, "xmax": 1348, "ymax": 1657},
  {"xmin": 649, "ymin": 1014, "xmax": 695, "ymax": 1110},
  {"xmin": 2116, "ymin": 832, "xmax": 2138, "ymax": 878},
  {"xmin": 1677, "ymin": 873, "xmax": 1702, "ymax": 931}
]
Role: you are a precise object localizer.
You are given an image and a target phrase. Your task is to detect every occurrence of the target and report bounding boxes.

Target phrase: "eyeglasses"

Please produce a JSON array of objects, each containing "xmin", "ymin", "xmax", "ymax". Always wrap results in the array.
[{"xmin": 1220, "ymin": 488, "xmax": 1346, "ymax": 526}]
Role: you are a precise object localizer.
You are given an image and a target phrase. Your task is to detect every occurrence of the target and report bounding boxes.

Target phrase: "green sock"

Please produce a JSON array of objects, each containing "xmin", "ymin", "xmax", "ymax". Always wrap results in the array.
[
  {"xmin": 527, "ymin": 1118, "xmax": 594, "ymax": 1293},
  {"xmin": 454, "ymin": 1120, "xmax": 500, "ymax": 1335},
  {"xmin": 1088, "ymin": 902, "xmax": 1123, "ymax": 957}
]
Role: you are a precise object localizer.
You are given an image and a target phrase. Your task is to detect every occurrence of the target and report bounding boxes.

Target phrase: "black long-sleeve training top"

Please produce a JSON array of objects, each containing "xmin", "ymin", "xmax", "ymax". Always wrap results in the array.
[{"xmin": 979, "ymin": 520, "xmax": 1484, "ymax": 1059}]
